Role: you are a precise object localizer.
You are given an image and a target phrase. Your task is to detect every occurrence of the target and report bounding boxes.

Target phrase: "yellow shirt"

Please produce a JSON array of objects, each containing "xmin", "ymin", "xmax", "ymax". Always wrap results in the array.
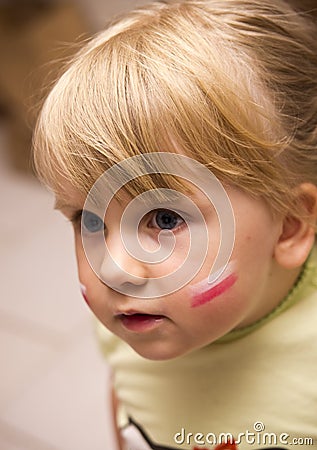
[{"xmin": 96, "ymin": 246, "xmax": 317, "ymax": 450}]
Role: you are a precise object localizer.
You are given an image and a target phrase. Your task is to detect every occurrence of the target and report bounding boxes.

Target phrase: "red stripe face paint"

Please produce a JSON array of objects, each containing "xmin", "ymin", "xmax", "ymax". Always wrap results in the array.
[
  {"xmin": 80, "ymin": 282, "xmax": 90, "ymax": 306},
  {"xmin": 191, "ymin": 264, "xmax": 237, "ymax": 308}
]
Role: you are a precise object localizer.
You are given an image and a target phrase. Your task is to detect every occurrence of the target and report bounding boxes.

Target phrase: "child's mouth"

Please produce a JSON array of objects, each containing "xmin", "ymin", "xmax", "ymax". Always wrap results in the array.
[{"xmin": 118, "ymin": 313, "xmax": 165, "ymax": 332}]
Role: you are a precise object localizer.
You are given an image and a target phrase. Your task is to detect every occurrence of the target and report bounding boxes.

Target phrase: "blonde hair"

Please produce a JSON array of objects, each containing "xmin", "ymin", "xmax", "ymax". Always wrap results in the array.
[{"xmin": 33, "ymin": 0, "xmax": 317, "ymax": 220}]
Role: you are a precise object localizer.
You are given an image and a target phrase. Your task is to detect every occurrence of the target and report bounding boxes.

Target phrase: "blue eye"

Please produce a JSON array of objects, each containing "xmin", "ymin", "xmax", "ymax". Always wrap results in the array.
[
  {"xmin": 82, "ymin": 210, "xmax": 104, "ymax": 233},
  {"xmin": 152, "ymin": 209, "xmax": 184, "ymax": 230}
]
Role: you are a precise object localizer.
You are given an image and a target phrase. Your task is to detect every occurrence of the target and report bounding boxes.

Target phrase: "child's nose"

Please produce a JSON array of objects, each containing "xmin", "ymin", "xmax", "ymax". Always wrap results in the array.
[{"xmin": 99, "ymin": 233, "xmax": 148, "ymax": 291}]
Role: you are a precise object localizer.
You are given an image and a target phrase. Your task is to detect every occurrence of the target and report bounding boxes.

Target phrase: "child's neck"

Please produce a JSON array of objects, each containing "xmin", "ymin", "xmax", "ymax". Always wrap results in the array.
[{"xmin": 237, "ymin": 263, "xmax": 302, "ymax": 329}]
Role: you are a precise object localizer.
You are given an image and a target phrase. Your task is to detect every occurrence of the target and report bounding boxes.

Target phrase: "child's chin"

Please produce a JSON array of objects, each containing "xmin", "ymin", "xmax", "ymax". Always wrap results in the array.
[{"xmin": 129, "ymin": 341, "xmax": 190, "ymax": 361}]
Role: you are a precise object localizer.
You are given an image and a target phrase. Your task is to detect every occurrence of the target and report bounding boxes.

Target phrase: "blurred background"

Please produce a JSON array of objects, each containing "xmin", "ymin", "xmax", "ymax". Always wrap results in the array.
[
  {"xmin": 0, "ymin": 1, "xmax": 151, "ymax": 449},
  {"xmin": 0, "ymin": 0, "xmax": 316, "ymax": 449}
]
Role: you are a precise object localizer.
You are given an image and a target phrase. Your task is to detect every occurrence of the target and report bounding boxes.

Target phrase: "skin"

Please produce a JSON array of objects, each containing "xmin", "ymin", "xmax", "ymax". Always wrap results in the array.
[
  {"xmin": 56, "ymin": 180, "xmax": 317, "ymax": 361},
  {"xmin": 190, "ymin": 270, "xmax": 238, "ymax": 308}
]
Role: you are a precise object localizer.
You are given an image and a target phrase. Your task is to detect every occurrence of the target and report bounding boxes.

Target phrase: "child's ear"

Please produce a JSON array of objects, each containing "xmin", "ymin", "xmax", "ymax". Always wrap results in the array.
[{"xmin": 274, "ymin": 183, "xmax": 317, "ymax": 269}]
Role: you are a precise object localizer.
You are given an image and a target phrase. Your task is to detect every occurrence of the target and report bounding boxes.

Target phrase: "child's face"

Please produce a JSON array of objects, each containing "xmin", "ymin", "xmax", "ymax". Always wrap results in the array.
[{"xmin": 58, "ymin": 176, "xmax": 288, "ymax": 360}]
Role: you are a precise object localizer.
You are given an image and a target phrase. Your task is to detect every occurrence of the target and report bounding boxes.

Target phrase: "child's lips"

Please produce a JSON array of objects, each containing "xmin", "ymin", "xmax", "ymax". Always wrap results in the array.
[{"xmin": 116, "ymin": 311, "xmax": 165, "ymax": 332}]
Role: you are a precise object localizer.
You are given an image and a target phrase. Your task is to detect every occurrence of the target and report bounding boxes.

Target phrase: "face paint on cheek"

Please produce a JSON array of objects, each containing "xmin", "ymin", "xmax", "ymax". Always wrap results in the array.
[
  {"xmin": 190, "ymin": 263, "xmax": 237, "ymax": 308},
  {"xmin": 79, "ymin": 282, "xmax": 90, "ymax": 306}
]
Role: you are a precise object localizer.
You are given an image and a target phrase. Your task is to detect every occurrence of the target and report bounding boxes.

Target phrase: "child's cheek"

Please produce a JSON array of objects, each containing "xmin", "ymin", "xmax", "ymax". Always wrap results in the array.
[
  {"xmin": 79, "ymin": 282, "xmax": 90, "ymax": 306},
  {"xmin": 191, "ymin": 273, "xmax": 238, "ymax": 308},
  {"xmin": 190, "ymin": 263, "xmax": 237, "ymax": 308}
]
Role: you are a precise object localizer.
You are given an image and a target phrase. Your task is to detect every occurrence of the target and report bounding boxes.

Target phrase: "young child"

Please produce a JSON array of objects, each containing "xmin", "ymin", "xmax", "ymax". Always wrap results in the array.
[{"xmin": 33, "ymin": 0, "xmax": 317, "ymax": 449}]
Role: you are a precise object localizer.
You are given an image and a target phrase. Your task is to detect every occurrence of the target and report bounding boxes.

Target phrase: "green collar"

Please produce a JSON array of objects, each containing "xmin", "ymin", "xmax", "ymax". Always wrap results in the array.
[{"xmin": 215, "ymin": 245, "xmax": 317, "ymax": 344}]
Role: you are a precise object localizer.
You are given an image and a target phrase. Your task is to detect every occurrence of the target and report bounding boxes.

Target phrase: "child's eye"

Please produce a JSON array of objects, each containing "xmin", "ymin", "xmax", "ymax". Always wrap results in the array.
[
  {"xmin": 149, "ymin": 209, "xmax": 185, "ymax": 231},
  {"xmin": 82, "ymin": 210, "xmax": 105, "ymax": 233}
]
